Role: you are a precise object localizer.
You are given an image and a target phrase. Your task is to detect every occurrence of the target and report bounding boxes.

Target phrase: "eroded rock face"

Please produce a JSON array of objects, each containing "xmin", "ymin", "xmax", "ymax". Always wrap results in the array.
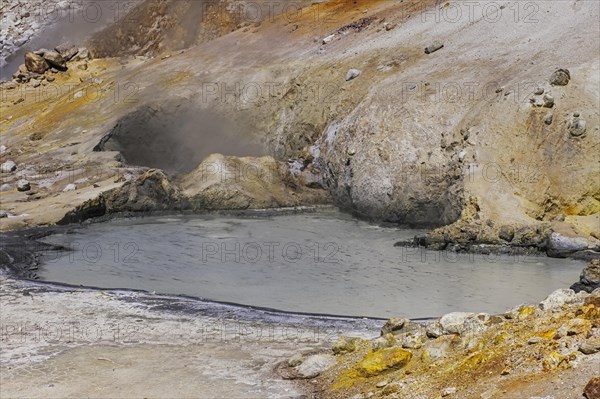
[
  {"xmin": 58, "ymin": 169, "xmax": 187, "ymax": 224},
  {"xmin": 180, "ymin": 154, "xmax": 329, "ymax": 210}
]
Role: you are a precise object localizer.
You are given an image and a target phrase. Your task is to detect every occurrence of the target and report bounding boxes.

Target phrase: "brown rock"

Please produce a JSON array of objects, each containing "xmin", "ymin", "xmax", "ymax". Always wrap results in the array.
[
  {"xmin": 584, "ymin": 377, "xmax": 600, "ymax": 399},
  {"xmin": 43, "ymin": 50, "xmax": 67, "ymax": 69},
  {"xmin": 550, "ymin": 68, "xmax": 571, "ymax": 86},
  {"xmin": 24, "ymin": 52, "xmax": 49, "ymax": 74}
]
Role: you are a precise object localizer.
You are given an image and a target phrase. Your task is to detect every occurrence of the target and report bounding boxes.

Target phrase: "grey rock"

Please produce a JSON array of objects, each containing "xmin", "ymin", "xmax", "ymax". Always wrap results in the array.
[
  {"xmin": 569, "ymin": 118, "xmax": 586, "ymax": 137},
  {"xmin": 16, "ymin": 179, "xmax": 30, "ymax": 192},
  {"xmin": 571, "ymin": 260, "xmax": 600, "ymax": 293},
  {"xmin": 539, "ymin": 288, "xmax": 581, "ymax": 310},
  {"xmin": 55, "ymin": 42, "xmax": 78, "ymax": 61},
  {"xmin": 75, "ymin": 47, "xmax": 89, "ymax": 60},
  {"xmin": 426, "ymin": 320, "xmax": 444, "ymax": 338},
  {"xmin": 322, "ymin": 34, "xmax": 335, "ymax": 44},
  {"xmin": 30, "ymin": 78, "xmax": 40, "ymax": 88},
  {"xmin": 1, "ymin": 160, "xmax": 17, "ymax": 173},
  {"xmin": 544, "ymin": 113, "xmax": 553, "ymax": 125},
  {"xmin": 440, "ymin": 312, "xmax": 472, "ymax": 335},
  {"xmin": 43, "ymin": 50, "xmax": 66, "ymax": 69},
  {"xmin": 288, "ymin": 353, "xmax": 305, "ymax": 367},
  {"xmin": 46, "ymin": 75, "xmax": 55, "ymax": 82},
  {"xmin": 579, "ymin": 336, "xmax": 600, "ymax": 355},
  {"xmin": 542, "ymin": 94, "xmax": 554, "ymax": 108},
  {"xmin": 381, "ymin": 317, "xmax": 408, "ymax": 335},
  {"xmin": 63, "ymin": 183, "xmax": 77, "ymax": 192},
  {"xmin": 547, "ymin": 232, "xmax": 589, "ymax": 257},
  {"xmin": 533, "ymin": 87, "xmax": 544, "ymax": 95},
  {"xmin": 295, "ymin": 354, "xmax": 336, "ymax": 379},
  {"xmin": 0, "ymin": 210, "xmax": 8, "ymax": 218},
  {"xmin": 424, "ymin": 41, "xmax": 444, "ymax": 54},
  {"xmin": 549, "ymin": 68, "xmax": 570, "ymax": 86},
  {"xmin": 345, "ymin": 68, "xmax": 361, "ymax": 81},
  {"xmin": 0, "ymin": 184, "xmax": 11, "ymax": 192},
  {"xmin": 372, "ymin": 333, "xmax": 395, "ymax": 350}
]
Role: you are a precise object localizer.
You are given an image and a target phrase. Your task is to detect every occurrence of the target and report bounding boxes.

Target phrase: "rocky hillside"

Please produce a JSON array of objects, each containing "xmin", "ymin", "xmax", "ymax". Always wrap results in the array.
[{"xmin": 1, "ymin": 0, "xmax": 598, "ymax": 248}]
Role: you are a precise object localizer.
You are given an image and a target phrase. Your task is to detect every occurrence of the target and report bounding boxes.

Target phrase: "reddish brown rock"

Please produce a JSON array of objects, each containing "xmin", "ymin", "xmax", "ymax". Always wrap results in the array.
[{"xmin": 585, "ymin": 377, "xmax": 600, "ymax": 399}]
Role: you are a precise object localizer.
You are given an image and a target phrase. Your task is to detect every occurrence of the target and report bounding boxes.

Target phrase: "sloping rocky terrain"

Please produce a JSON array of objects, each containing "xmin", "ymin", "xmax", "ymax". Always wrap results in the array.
[{"xmin": 1, "ymin": 0, "xmax": 599, "ymax": 397}]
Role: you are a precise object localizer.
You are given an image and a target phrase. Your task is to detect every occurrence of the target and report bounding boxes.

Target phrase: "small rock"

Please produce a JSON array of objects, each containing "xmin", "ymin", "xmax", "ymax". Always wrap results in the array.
[
  {"xmin": 0, "ymin": 184, "xmax": 11, "ymax": 191},
  {"xmin": 441, "ymin": 387, "xmax": 457, "ymax": 397},
  {"xmin": 322, "ymin": 34, "xmax": 335, "ymax": 44},
  {"xmin": 500, "ymin": 367, "xmax": 511, "ymax": 375},
  {"xmin": 332, "ymin": 336, "xmax": 360, "ymax": 354},
  {"xmin": 569, "ymin": 118, "xmax": 587, "ymax": 137},
  {"xmin": 345, "ymin": 69, "xmax": 361, "ymax": 81},
  {"xmin": 424, "ymin": 41, "xmax": 444, "ymax": 54},
  {"xmin": 63, "ymin": 183, "xmax": 77, "ymax": 192},
  {"xmin": 30, "ymin": 78, "xmax": 40, "ymax": 88},
  {"xmin": 544, "ymin": 113, "xmax": 553, "ymax": 125},
  {"xmin": 372, "ymin": 333, "xmax": 395, "ymax": 350},
  {"xmin": 381, "ymin": 317, "xmax": 408, "ymax": 335},
  {"xmin": 579, "ymin": 336, "xmax": 600, "ymax": 355},
  {"xmin": 16, "ymin": 179, "xmax": 30, "ymax": 192},
  {"xmin": 542, "ymin": 94, "xmax": 554, "ymax": 108},
  {"xmin": 295, "ymin": 354, "xmax": 336, "ymax": 379},
  {"xmin": 426, "ymin": 320, "xmax": 444, "ymax": 338},
  {"xmin": 528, "ymin": 336, "xmax": 541, "ymax": 345},
  {"xmin": 584, "ymin": 376, "xmax": 600, "ymax": 399},
  {"xmin": 46, "ymin": 75, "xmax": 55, "ymax": 82},
  {"xmin": 549, "ymin": 68, "xmax": 570, "ymax": 86},
  {"xmin": 534, "ymin": 87, "xmax": 544, "ymax": 95},
  {"xmin": 0, "ymin": 145, "xmax": 6, "ymax": 153},
  {"xmin": 376, "ymin": 380, "xmax": 388, "ymax": 388},
  {"xmin": 1, "ymin": 161, "xmax": 17, "ymax": 173},
  {"xmin": 288, "ymin": 353, "xmax": 305, "ymax": 367},
  {"xmin": 0, "ymin": 210, "xmax": 8, "ymax": 218}
]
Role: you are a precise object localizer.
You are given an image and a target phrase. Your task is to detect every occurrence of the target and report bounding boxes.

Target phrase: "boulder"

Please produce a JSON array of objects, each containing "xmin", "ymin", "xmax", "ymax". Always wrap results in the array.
[
  {"xmin": 440, "ymin": 312, "xmax": 472, "ymax": 335},
  {"xmin": 332, "ymin": 336, "xmax": 361, "ymax": 354},
  {"xmin": 24, "ymin": 52, "xmax": 48, "ymax": 73},
  {"xmin": 345, "ymin": 68, "xmax": 361, "ymax": 81},
  {"xmin": 356, "ymin": 348, "xmax": 412, "ymax": 377},
  {"xmin": 539, "ymin": 288, "xmax": 581, "ymax": 310},
  {"xmin": 295, "ymin": 354, "xmax": 336, "ymax": 379},
  {"xmin": 55, "ymin": 43, "xmax": 79, "ymax": 61},
  {"xmin": 426, "ymin": 320, "xmax": 444, "ymax": 338},
  {"xmin": 571, "ymin": 260, "xmax": 600, "ymax": 293},
  {"xmin": 547, "ymin": 232, "xmax": 589, "ymax": 257},
  {"xmin": 43, "ymin": 50, "xmax": 67, "ymax": 69},
  {"xmin": 549, "ymin": 68, "xmax": 570, "ymax": 86},
  {"xmin": 1, "ymin": 160, "xmax": 17, "ymax": 173},
  {"xmin": 381, "ymin": 317, "xmax": 408, "ymax": 335}
]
